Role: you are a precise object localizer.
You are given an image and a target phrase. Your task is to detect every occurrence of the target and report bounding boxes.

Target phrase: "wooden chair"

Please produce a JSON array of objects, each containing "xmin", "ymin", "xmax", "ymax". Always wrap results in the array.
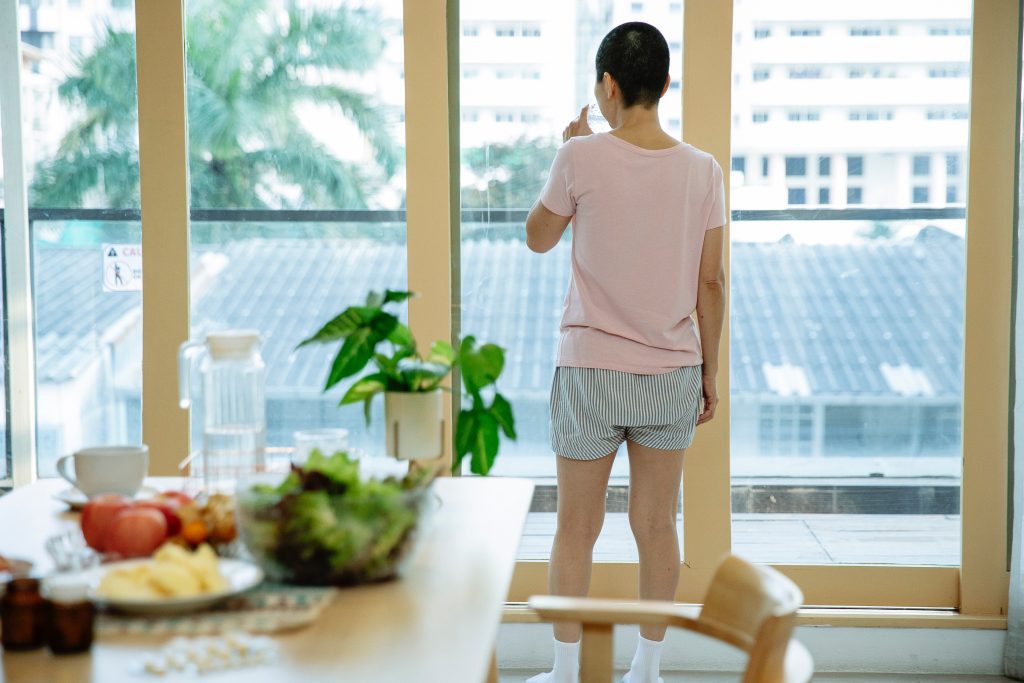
[{"xmin": 528, "ymin": 554, "xmax": 814, "ymax": 683}]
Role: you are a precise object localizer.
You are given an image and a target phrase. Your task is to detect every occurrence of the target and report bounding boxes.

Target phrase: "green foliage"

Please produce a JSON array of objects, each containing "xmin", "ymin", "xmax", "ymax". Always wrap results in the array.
[
  {"xmin": 452, "ymin": 336, "xmax": 517, "ymax": 476},
  {"xmin": 461, "ymin": 137, "xmax": 560, "ymax": 210},
  {"xmin": 30, "ymin": 0, "xmax": 400, "ymax": 211},
  {"xmin": 298, "ymin": 291, "xmax": 516, "ymax": 475},
  {"xmin": 297, "ymin": 290, "xmax": 456, "ymax": 423}
]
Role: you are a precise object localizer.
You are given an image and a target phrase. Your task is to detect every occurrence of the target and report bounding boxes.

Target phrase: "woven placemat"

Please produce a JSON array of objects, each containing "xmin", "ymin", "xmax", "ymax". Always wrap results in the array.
[{"xmin": 97, "ymin": 584, "xmax": 337, "ymax": 637}]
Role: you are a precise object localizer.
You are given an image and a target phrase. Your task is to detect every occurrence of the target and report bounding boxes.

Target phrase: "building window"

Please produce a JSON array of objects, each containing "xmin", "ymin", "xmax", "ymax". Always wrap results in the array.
[
  {"xmin": 847, "ymin": 187, "xmax": 864, "ymax": 204},
  {"xmin": 929, "ymin": 66, "xmax": 968, "ymax": 78},
  {"xmin": 847, "ymin": 155, "xmax": 864, "ymax": 176},
  {"xmin": 669, "ymin": 41, "xmax": 682, "ymax": 51},
  {"xmin": 818, "ymin": 187, "xmax": 830, "ymax": 205},
  {"xmin": 946, "ymin": 186, "xmax": 958, "ymax": 203},
  {"xmin": 787, "ymin": 110, "xmax": 820, "ymax": 122},
  {"xmin": 462, "ymin": 68, "xmax": 478, "ymax": 79},
  {"xmin": 912, "ymin": 155, "xmax": 931, "ymax": 176},
  {"xmin": 495, "ymin": 25, "xmax": 515, "ymax": 37},
  {"xmin": 494, "ymin": 111, "xmax": 515, "ymax": 123},
  {"xmin": 753, "ymin": 68, "xmax": 770, "ymax": 82},
  {"xmin": 790, "ymin": 27, "xmax": 822, "ymax": 37},
  {"xmin": 788, "ymin": 188, "xmax": 807, "ymax": 205},
  {"xmin": 670, "ymin": 2, "xmax": 682, "ymax": 11},
  {"xmin": 785, "ymin": 156, "xmax": 807, "ymax": 176},
  {"xmin": 732, "ymin": 156, "xmax": 746, "ymax": 173},
  {"xmin": 849, "ymin": 68, "xmax": 865, "ymax": 79},
  {"xmin": 761, "ymin": 157, "xmax": 770, "ymax": 177},
  {"xmin": 631, "ymin": 2, "xmax": 643, "ymax": 11},
  {"xmin": 669, "ymin": 81, "xmax": 681, "ymax": 91},
  {"xmin": 668, "ymin": 118, "xmax": 681, "ymax": 129},
  {"xmin": 522, "ymin": 24, "xmax": 541, "ymax": 37},
  {"xmin": 521, "ymin": 112, "xmax": 539, "ymax": 123},
  {"xmin": 461, "ymin": 110, "xmax": 478, "ymax": 122},
  {"xmin": 789, "ymin": 67, "xmax": 823, "ymax": 79},
  {"xmin": 495, "ymin": 69, "xmax": 514, "ymax": 80},
  {"xmin": 818, "ymin": 156, "xmax": 831, "ymax": 176},
  {"xmin": 524, "ymin": 70, "xmax": 541, "ymax": 80},
  {"xmin": 753, "ymin": 111, "xmax": 769, "ymax": 123},
  {"xmin": 849, "ymin": 110, "xmax": 893, "ymax": 121},
  {"xmin": 850, "ymin": 27, "xmax": 882, "ymax": 36},
  {"xmin": 946, "ymin": 153, "xmax": 960, "ymax": 176},
  {"xmin": 754, "ymin": 27, "xmax": 771, "ymax": 39},
  {"xmin": 913, "ymin": 186, "xmax": 930, "ymax": 203},
  {"xmin": 463, "ymin": 25, "xmax": 479, "ymax": 37}
]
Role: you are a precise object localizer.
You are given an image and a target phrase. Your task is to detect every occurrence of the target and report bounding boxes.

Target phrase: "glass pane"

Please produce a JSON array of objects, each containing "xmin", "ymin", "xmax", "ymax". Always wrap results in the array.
[
  {"xmin": 21, "ymin": 1, "xmax": 143, "ymax": 475},
  {"xmin": 730, "ymin": 0, "xmax": 969, "ymax": 566},
  {"xmin": 460, "ymin": 4, "xmax": 686, "ymax": 562},
  {"xmin": 184, "ymin": 0, "xmax": 407, "ymax": 460},
  {"xmin": 33, "ymin": 221, "xmax": 142, "ymax": 477}
]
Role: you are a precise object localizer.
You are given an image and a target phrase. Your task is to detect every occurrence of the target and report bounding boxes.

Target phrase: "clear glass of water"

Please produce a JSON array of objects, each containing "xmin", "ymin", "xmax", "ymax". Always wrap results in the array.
[
  {"xmin": 588, "ymin": 103, "xmax": 612, "ymax": 133},
  {"xmin": 292, "ymin": 428, "xmax": 350, "ymax": 466}
]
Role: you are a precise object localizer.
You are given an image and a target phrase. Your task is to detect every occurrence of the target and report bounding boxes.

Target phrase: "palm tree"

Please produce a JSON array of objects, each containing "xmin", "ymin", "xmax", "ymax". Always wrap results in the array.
[{"xmin": 30, "ymin": 0, "xmax": 401, "ymax": 210}]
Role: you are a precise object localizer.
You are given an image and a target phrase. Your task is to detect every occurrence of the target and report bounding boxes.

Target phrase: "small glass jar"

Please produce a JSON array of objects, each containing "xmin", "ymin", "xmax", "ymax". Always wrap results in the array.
[
  {"xmin": 1, "ymin": 577, "xmax": 48, "ymax": 651},
  {"xmin": 45, "ymin": 576, "xmax": 94, "ymax": 655}
]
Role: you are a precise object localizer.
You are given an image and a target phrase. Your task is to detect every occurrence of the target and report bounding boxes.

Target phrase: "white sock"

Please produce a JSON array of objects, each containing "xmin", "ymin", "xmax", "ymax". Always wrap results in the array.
[
  {"xmin": 622, "ymin": 635, "xmax": 664, "ymax": 683},
  {"xmin": 526, "ymin": 637, "xmax": 580, "ymax": 683}
]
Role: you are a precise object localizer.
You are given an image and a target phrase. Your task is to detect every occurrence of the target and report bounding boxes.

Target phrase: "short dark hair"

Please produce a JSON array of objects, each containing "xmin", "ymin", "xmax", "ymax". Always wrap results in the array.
[{"xmin": 595, "ymin": 22, "xmax": 670, "ymax": 108}]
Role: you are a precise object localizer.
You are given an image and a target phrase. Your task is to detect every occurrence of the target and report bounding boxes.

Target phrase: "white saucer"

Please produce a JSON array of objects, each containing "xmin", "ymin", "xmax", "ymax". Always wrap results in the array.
[{"xmin": 54, "ymin": 485, "xmax": 161, "ymax": 510}]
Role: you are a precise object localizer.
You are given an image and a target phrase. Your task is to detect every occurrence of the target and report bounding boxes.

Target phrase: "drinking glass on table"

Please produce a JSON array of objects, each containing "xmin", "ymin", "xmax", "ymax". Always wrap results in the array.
[{"xmin": 292, "ymin": 428, "xmax": 349, "ymax": 466}]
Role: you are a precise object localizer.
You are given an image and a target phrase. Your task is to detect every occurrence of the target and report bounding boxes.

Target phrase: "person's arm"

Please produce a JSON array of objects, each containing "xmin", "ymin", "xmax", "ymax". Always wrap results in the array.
[
  {"xmin": 696, "ymin": 226, "xmax": 726, "ymax": 425},
  {"xmin": 525, "ymin": 201, "xmax": 572, "ymax": 253}
]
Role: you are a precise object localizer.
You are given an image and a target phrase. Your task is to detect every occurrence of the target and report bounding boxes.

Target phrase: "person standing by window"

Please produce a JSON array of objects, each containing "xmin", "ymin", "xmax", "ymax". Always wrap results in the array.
[{"xmin": 525, "ymin": 22, "xmax": 726, "ymax": 683}]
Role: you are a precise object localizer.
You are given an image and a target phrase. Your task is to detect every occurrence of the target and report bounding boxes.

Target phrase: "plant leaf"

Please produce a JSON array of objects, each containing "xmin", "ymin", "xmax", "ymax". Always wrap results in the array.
[
  {"xmin": 490, "ymin": 392, "xmax": 517, "ymax": 440},
  {"xmin": 296, "ymin": 306, "xmax": 376, "ymax": 348},
  {"xmin": 383, "ymin": 290, "xmax": 413, "ymax": 304},
  {"xmin": 386, "ymin": 321, "xmax": 415, "ymax": 350},
  {"xmin": 324, "ymin": 327, "xmax": 375, "ymax": 390},
  {"xmin": 339, "ymin": 372, "xmax": 387, "ymax": 405},
  {"xmin": 369, "ymin": 311, "xmax": 399, "ymax": 340},
  {"xmin": 426, "ymin": 339, "xmax": 456, "ymax": 366},
  {"xmin": 397, "ymin": 360, "xmax": 451, "ymax": 391},
  {"xmin": 459, "ymin": 336, "xmax": 504, "ymax": 394},
  {"xmin": 470, "ymin": 412, "xmax": 500, "ymax": 475},
  {"xmin": 455, "ymin": 408, "xmax": 477, "ymax": 461},
  {"xmin": 365, "ymin": 290, "xmax": 385, "ymax": 308}
]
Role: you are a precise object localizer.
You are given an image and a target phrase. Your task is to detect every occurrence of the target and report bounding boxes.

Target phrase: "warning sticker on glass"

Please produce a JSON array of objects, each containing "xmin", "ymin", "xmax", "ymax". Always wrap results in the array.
[{"xmin": 103, "ymin": 244, "xmax": 142, "ymax": 292}]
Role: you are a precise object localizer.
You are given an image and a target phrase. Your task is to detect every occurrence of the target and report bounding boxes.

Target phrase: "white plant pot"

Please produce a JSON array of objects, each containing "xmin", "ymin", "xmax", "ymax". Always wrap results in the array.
[{"xmin": 384, "ymin": 390, "xmax": 443, "ymax": 461}]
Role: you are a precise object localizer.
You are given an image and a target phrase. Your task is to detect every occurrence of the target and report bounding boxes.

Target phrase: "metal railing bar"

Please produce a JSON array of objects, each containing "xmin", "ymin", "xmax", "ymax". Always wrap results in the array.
[{"xmin": 0, "ymin": 206, "xmax": 969, "ymax": 228}]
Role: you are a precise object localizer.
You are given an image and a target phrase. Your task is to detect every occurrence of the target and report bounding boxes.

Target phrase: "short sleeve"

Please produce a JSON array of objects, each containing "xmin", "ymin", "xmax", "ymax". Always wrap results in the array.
[
  {"xmin": 539, "ymin": 142, "xmax": 577, "ymax": 218},
  {"xmin": 705, "ymin": 159, "xmax": 726, "ymax": 231}
]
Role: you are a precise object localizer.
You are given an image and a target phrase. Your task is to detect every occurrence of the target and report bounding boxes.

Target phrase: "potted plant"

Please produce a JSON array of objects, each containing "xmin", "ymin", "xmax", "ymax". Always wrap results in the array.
[{"xmin": 297, "ymin": 290, "xmax": 515, "ymax": 474}]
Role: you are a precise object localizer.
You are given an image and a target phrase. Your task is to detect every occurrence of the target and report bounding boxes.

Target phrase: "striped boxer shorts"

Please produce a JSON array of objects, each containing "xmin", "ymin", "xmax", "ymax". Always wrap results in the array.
[{"xmin": 549, "ymin": 364, "xmax": 704, "ymax": 461}]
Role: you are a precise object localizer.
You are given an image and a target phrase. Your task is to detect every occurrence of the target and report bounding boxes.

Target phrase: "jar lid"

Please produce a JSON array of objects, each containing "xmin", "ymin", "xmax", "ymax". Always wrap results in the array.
[
  {"xmin": 44, "ymin": 575, "xmax": 89, "ymax": 603},
  {"xmin": 207, "ymin": 330, "xmax": 262, "ymax": 359}
]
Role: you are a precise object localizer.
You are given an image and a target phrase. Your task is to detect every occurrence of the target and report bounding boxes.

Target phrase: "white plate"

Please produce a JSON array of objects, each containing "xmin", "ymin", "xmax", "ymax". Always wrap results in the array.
[
  {"xmin": 85, "ymin": 558, "xmax": 264, "ymax": 615},
  {"xmin": 54, "ymin": 485, "xmax": 161, "ymax": 510}
]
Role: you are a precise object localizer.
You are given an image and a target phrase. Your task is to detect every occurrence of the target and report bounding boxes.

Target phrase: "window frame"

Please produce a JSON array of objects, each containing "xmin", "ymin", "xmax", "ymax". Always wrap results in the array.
[{"xmin": 1, "ymin": 0, "xmax": 1017, "ymax": 624}]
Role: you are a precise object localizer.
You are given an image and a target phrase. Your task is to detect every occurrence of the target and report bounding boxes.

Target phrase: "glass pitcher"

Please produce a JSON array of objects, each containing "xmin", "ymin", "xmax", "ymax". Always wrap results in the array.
[{"xmin": 179, "ymin": 330, "xmax": 266, "ymax": 494}]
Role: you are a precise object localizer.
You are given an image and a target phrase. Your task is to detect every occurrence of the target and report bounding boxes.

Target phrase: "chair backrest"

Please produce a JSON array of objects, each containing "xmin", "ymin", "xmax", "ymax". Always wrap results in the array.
[{"xmin": 697, "ymin": 554, "xmax": 806, "ymax": 683}]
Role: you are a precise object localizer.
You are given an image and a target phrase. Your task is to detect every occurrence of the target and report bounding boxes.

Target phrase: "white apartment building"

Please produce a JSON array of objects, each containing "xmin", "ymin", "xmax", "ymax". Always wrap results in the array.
[{"xmin": 729, "ymin": 0, "xmax": 971, "ymax": 210}]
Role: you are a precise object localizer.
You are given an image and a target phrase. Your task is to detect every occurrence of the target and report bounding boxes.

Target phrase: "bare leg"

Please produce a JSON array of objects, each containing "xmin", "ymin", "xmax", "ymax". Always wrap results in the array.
[
  {"xmin": 626, "ymin": 440, "xmax": 685, "ymax": 641},
  {"xmin": 549, "ymin": 451, "xmax": 616, "ymax": 642}
]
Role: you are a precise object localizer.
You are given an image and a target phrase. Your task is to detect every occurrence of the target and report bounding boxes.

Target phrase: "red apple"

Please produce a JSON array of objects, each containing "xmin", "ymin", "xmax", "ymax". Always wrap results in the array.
[
  {"xmin": 80, "ymin": 494, "xmax": 132, "ymax": 551},
  {"xmin": 157, "ymin": 491, "xmax": 192, "ymax": 507},
  {"xmin": 105, "ymin": 507, "xmax": 168, "ymax": 558},
  {"xmin": 136, "ymin": 498, "xmax": 183, "ymax": 536}
]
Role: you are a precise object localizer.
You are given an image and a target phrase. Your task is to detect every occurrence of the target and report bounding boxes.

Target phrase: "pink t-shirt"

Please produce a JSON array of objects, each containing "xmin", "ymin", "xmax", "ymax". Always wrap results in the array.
[{"xmin": 539, "ymin": 132, "xmax": 726, "ymax": 374}]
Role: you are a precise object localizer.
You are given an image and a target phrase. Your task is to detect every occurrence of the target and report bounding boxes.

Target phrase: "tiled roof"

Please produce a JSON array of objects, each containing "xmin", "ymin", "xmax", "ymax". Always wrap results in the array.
[{"xmin": 35, "ymin": 229, "xmax": 964, "ymax": 400}]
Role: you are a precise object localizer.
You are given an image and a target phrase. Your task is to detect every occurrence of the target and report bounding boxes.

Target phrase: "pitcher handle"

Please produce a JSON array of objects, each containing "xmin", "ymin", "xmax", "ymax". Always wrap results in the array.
[{"xmin": 178, "ymin": 340, "xmax": 205, "ymax": 410}]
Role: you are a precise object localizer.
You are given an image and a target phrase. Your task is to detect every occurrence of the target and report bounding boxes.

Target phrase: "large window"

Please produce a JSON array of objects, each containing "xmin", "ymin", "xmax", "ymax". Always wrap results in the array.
[
  {"xmin": 184, "ymin": 0, "xmax": 407, "ymax": 458},
  {"xmin": 16, "ymin": 0, "xmax": 142, "ymax": 476},
  {"xmin": 459, "ymin": 3, "xmax": 685, "ymax": 562},
  {"xmin": 730, "ymin": 0, "xmax": 971, "ymax": 565}
]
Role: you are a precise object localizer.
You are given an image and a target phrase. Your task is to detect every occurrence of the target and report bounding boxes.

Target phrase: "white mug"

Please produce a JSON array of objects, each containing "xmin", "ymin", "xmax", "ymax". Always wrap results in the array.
[{"xmin": 56, "ymin": 445, "xmax": 149, "ymax": 498}]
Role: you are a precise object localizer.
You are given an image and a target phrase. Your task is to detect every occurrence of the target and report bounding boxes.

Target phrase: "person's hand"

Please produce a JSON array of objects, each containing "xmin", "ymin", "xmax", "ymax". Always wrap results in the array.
[
  {"xmin": 562, "ymin": 105, "xmax": 593, "ymax": 142},
  {"xmin": 697, "ymin": 371, "xmax": 718, "ymax": 425}
]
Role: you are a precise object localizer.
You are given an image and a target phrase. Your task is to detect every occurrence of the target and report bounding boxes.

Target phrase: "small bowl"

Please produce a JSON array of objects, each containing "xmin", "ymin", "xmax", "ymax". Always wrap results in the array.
[{"xmin": 235, "ymin": 470, "xmax": 434, "ymax": 586}]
